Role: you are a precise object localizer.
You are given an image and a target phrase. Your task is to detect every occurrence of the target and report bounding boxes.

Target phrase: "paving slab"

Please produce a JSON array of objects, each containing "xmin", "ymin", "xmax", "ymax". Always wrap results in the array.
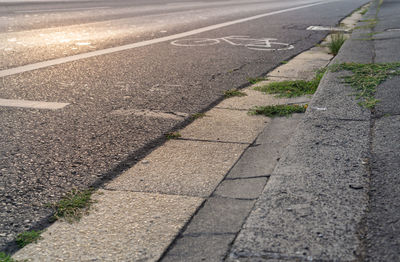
[
  {"xmin": 227, "ymin": 114, "xmax": 304, "ymax": 179},
  {"xmin": 13, "ymin": 190, "xmax": 203, "ymax": 262},
  {"xmin": 267, "ymin": 58, "xmax": 329, "ymax": 81},
  {"xmin": 184, "ymin": 197, "xmax": 255, "ymax": 235},
  {"xmin": 306, "ymin": 70, "xmax": 371, "ymax": 121},
  {"xmin": 230, "ymin": 118, "xmax": 370, "ymax": 261},
  {"xmin": 106, "ymin": 139, "xmax": 247, "ymax": 197},
  {"xmin": 161, "ymin": 234, "xmax": 235, "ymax": 262},
  {"xmin": 292, "ymin": 49, "xmax": 333, "ymax": 61},
  {"xmin": 216, "ymin": 88, "xmax": 310, "ymax": 111},
  {"xmin": 341, "ymin": 10, "xmax": 364, "ymax": 29},
  {"xmin": 214, "ymin": 177, "xmax": 268, "ymax": 199},
  {"xmin": 179, "ymin": 108, "xmax": 266, "ymax": 143}
]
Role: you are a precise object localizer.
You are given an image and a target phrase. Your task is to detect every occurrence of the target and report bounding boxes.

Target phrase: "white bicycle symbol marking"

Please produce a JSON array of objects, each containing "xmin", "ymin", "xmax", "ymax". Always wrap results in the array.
[{"xmin": 171, "ymin": 36, "xmax": 294, "ymax": 51}]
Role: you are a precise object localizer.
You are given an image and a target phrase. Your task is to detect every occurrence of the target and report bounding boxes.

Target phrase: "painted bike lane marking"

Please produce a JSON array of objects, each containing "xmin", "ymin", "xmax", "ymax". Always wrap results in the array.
[{"xmin": 0, "ymin": 1, "xmax": 328, "ymax": 78}]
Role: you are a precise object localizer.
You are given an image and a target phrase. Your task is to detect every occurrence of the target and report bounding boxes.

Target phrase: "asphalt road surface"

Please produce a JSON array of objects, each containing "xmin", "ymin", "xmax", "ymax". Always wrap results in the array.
[{"xmin": 0, "ymin": 0, "xmax": 369, "ymax": 252}]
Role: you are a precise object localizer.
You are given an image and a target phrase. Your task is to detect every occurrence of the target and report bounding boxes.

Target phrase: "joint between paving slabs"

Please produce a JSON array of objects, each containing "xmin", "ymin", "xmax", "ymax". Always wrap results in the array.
[
  {"xmin": 224, "ymin": 175, "xmax": 271, "ymax": 181},
  {"xmin": 215, "ymin": 106, "xmax": 249, "ymax": 112},
  {"xmin": 176, "ymin": 137, "xmax": 252, "ymax": 145},
  {"xmin": 372, "ymin": 113, "xmax": 400, "ymax": 119},
  {"xmin": 307, "ymin": 116, "xmax": 371, "ymax": 122},
  {"xmin": 157, "ymin": 195, "xmax": 209, "ymax": 260},
  {"xmin": 182, "ymin": 232, "xmax": 237, "ymax": 238},
  {"xmin": 211, "ymin": 194, "xmax": 260, "ymax": 201},
  {"xmin": 98, "ymin": 187, "xmax": 207, "ymax": 199}
]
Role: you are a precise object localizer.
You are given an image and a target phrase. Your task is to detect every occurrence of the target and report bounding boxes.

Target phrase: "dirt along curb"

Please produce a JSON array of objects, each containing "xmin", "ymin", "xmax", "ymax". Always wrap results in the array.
[{"xmin": 11, "ymin": 4, "xmax": 368, "ymax": 262}]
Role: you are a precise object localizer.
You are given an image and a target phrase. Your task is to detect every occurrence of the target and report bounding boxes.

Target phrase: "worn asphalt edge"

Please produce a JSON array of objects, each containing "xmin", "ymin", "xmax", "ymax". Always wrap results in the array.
[{"xmin": 228, "ymin": 1, "xmax": 377, "ymax": 261}]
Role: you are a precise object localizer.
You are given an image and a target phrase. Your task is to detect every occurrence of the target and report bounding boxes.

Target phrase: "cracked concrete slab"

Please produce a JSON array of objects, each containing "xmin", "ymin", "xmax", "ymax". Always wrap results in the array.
[
  {"xmin": 106, "ymin": 139, "xmax": 247, "ymax": 197},
  {"xmin": 13, "ymin": 190, "xmax": 203, "ymax": 262},
  {"xmin": 179, "ymin": 108, "xmax": 267, "ymax": 143}
]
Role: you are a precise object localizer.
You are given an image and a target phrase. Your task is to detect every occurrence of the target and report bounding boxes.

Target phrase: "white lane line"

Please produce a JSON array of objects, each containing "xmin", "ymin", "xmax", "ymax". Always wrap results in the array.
[
  {"xmin": 14, "ymin": 6, "xmax": 110, "ymax": 13},
  {"xmin": 0, "ymin": 98, "xmax": 70, "ymax": 110},
  {"xmin": 0, "ymin": 1, "xmax": 326, "ymax": 78}
]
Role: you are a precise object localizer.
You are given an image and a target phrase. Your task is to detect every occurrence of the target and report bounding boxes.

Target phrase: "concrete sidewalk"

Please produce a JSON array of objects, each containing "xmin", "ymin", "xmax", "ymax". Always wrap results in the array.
[
  {"xmin": 229, "ymin": 0, "xmax": 400, "ymax": 261},
  {"xmin": 11, "ymin": 0, "xmax": 400, "ymax": 261}
]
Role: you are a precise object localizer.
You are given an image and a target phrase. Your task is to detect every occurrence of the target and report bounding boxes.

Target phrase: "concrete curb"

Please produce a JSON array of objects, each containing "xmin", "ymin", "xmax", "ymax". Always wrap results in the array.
[{"xmin": 229, "ymin": 2, "xmax": 378, "ymax": 261}]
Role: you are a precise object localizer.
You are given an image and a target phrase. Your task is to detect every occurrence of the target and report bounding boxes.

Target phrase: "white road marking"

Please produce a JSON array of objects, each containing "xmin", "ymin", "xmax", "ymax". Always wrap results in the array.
[
  {"xmin": 307, "ymin": 25, "xmax": 350, "ymax": 32},
  {"xmin": 171, "ymin": 36, "xmax": 294, "ymax": 51},
  {"xmin": 14, "ymin": 6, "xmax": 110, "ymax": 14},
  {"xmin": 0, "ymin": 98, "xmax": 70, "ymax": 110},
  {"xmin": 0, "ymin": 1, "xmax": 328, "ymax": 78}
]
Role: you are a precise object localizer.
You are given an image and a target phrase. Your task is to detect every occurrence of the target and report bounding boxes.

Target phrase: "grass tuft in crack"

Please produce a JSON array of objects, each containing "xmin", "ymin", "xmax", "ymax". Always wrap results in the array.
[
  {"xmin": 247, "ymin": 77, "xmax": 265, "ymax": 84},
  {"xmin": 328, "ymin": 33, "xmax": 346, "ymax": 55},
  {"xmin": 331, "ymin": 62, "xmax": 400, "ymax": 108},
  {"xmin": 224, "ymin": 89, "xmax": 247, "ymax": 98},
  {"xmin": 165, "ymin": 132, "xmax": 181, "ymax": 139},
  {"xmin": 360, "ymin": 8, "xmax": 368, "ymax": 15},
  {"xmin": 0, "ymin": 252, "xmax": 20, "ymax": 262},
  {"xmin": 254, "ymin": 69, "xmax": 325, "ymax": 98},
  {"xmin": 249, "ymin": 104, "xmax": 307, "ymax": 117},
  {"xmin": 190, "ymin": 113, "xmax": 206, "ymax": 120},
  {"xmin": 16, "ymin": 230, "xmax": 42, "ymax": 248},
  {"xmin": 49, "ymin": 188, "xmax": 95, "ymax": 222}
]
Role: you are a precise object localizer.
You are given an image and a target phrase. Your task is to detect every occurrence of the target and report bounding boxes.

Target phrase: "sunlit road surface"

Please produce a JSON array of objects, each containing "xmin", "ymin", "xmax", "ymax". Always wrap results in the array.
[{"xmin": 0, "ymin": 0, "xmax": 368, "ymax": 252}]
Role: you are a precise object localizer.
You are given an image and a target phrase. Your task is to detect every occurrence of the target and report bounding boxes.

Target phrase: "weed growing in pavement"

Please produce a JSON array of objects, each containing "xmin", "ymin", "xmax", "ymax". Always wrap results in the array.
[
  {"xmin": 328, "ymin": 33, "xmax": 347, "ymax": 55},
  {"xmin": 247, "ymin": 77, "xmax": 265, "ymax": 84},
  {"xmin": 224, "ymin": 89, "xmax": 247, "ymax": 98},
  {"xmin": 330, "ymin": 62, "xmax": 400, "ymax": 108},
  {"xmin": 16, "ymin": 230, "xmax": 42, "ymax": 248},
  {"xmin": 249, "ymin": 104, "xmax": 308, "ymax": 117},
  {"xmin": 360, "ymin": 6, "xmax": 369, "ymax": 15},
  {"xmin": 165, "ymin": 132, "xmax": 182, "ymax": 139},
  {"xmin": 354, "ymin": 18, "xmax": 377, "ymax": 30},
  {"xmin": 280, "ymin": 61, "xmax": 289, "ymax": 64},
  {"xmin": 190, "ymin": 113, "xmax": 206, "ymax": 120},
  {"xmin": 254, "ymin": 69, "xmax": 325, "ymax": 98},
  {"xmin": 0, "ymin": 252, "xmax": 20, "ymax": 262},
  {"xmin": 49, "ymin": 188, "xmax": 95, "ymax": 223}
]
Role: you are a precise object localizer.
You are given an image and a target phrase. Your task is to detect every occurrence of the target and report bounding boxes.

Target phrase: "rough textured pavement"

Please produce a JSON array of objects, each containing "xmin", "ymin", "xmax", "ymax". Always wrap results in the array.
[
  {"xmin": 8, "ymin": 0, "xmax": 400, "ymax": 261},
  {"xmin": 365, "ymin": 0, "xmax": 400, "ymax": 261},
  {"xmin": 229, "ymin": 0, "xmax": 400, "ymax": 261}
]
